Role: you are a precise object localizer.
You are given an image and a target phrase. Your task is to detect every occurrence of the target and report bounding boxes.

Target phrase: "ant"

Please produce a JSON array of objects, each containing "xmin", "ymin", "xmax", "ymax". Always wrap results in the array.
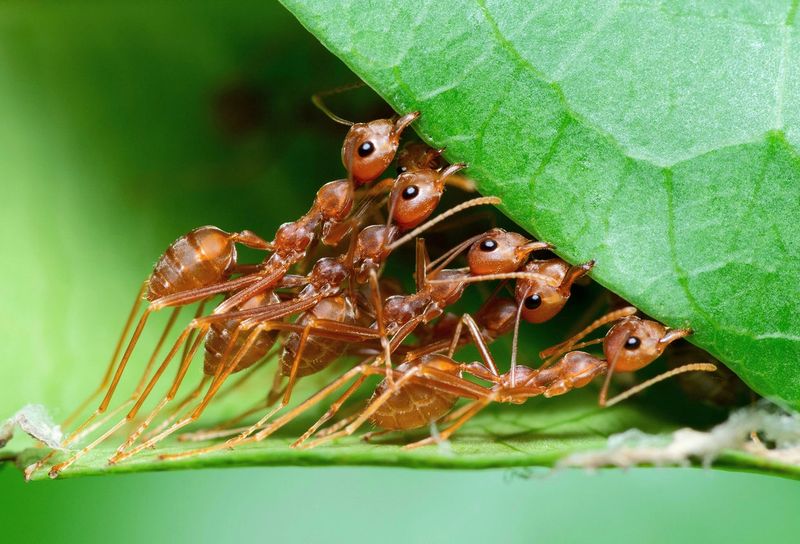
[
  {"xmin": 153, "ymin": 230, "xmax": 555, "ymax": 459},
  {"xmin": 30, "ymin": 108, "xmax": 420, "ymax": 480},
  {"xmin": 55, "ymin": 191, "xmax": 497, "ymax": 473},
  {"xmin": 286, "ymin": 308, "xmax": 716, "ymax": 450}
]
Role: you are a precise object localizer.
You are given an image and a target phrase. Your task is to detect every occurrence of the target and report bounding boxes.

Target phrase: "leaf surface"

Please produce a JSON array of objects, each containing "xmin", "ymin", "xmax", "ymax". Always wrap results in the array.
[{"xmin": 281, "ymin": 0, "xmax": 800, "ymax": 408}]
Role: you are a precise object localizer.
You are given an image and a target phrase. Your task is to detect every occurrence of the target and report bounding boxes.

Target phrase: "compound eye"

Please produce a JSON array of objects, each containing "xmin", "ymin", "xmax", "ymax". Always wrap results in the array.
[
  {"xmin": 396, "ymin": 165, "xmax": 407, "ymax": 175},
  {"xmin": 401, "ymin": 185, "xmax": 419, "ymax": 200},
  {"xmin": 624, "ymin": 336, "xmax": 641, "ymax": 350},
  {"xmin": 524, "ymin": 294, "xmax": 542, "ymax": 309},
  {"xmin": 358, "ymin": 141, "xmax": 375, "ymax": 157},
  {"xmin": 479, "ymin": 239, "xmax": 498, "ymax": 252}
]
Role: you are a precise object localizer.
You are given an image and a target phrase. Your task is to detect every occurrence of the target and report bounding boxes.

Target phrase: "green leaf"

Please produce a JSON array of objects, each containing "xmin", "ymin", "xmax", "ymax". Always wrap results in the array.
[
  {"xmin": 280, "ymin": 0, "xmax": 800, "ymax": 408},
  {"xmin": 3, "ymin": 2, "xmax": 799, "ymax": 481}
]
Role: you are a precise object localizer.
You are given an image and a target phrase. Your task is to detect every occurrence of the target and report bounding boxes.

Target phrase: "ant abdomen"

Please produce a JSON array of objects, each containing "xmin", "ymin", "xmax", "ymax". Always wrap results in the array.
[
  {"xmin": 280, "ymin": 295, "xmax": 357, "ymax": 377},
  {"xmin": 369, "ymin": 358, "xmax": 459, "ymax": 431},
  {"xmin": 204, "ymin": 291, "xmax": 281, "ymax": 375},
  {"xmin": 147, "ymin": 226, "xmax": 237, "ymax": 301}
]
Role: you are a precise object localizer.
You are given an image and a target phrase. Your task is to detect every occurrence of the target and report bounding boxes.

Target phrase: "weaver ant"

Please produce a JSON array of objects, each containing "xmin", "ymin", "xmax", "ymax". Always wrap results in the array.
[
  {"xmin": 29, "ymin": 105, "xmax": 421, "ymax": 479},
  {"xmin": 283, "ymin": 308, "xmax": 716, "ymax": 450},
  {"xmin": 50, "ymin": 189, "xmax": 497, "ymax": 473},
  {"xmin": 155, "ymin": 228, "xmax": 557, "ymax": 458}
]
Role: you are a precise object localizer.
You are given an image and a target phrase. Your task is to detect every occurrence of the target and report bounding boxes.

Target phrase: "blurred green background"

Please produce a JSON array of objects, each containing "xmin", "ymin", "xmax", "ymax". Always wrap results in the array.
[{"xmin": 1, "ymin": 2, "xmax": 798, "ymax": 542}]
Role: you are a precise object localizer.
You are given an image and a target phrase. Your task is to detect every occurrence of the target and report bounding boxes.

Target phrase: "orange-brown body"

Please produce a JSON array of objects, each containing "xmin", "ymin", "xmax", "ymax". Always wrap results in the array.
[
  {"xmin": 280, "ymin": 295, "xmax": 357, "ymax": 378},
  {"xmin": 369, "ymin": 357, "xmax": 460, "ymax": 431},
  {"xmin": 147, "ymin": 226, "xmax": 237, "ymax": 301},
  {"xmin": 204, "ymin": 291, "xmax": 281, "ymax": 375}
]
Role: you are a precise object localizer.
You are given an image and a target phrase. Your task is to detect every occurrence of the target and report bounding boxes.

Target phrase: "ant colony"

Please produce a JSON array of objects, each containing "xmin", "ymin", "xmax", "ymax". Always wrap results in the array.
[{"xmin": 29, "ymin": 88, "xmax": 747, "ymax": 480}]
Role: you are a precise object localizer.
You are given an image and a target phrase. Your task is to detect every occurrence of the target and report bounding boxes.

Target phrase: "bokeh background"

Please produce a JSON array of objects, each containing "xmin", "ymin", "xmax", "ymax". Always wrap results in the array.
[{"xmin": 1, "ymin": 2, "xmax": 798, "ymax": 542}]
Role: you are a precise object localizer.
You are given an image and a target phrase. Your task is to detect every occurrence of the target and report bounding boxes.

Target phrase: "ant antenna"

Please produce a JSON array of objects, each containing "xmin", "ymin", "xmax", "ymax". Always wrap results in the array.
[
  {"xmin": 311, "ymin": 81, "xmax": 366, "ymax": 126},
  {"xmin": 427, "ymin": 270, "xmax": 554, "ymax": 286},
  {"xmin": 387, "ymin": 196, "xmax": 501, "ymax": 251},
  {"xmin": 427, "ymin": 233, "xmax": 485, "ymax": 275},
  {"xmin": 604, "ymin": 363, "xmax": 718, "ymax": 407},
  {"xmin": 509, "ymin": 291, "xmax": 526, "ymax": 387}
]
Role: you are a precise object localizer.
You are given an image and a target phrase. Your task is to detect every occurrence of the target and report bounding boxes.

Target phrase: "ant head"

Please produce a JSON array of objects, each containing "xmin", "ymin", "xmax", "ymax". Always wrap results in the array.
[
  {"xmin": 396, "ymin": 142, "xmax": 444, "ymax": 174},
  {"xmin": 467, "ymin": 229, "xmax": 548, "ymax": 275},
  {"xmin": 514, "ymin": 259, "xmax": 592, "ymax": 324},
  {"xmin": 604, "ymin": 316, "xmax": 692, "ymax": 372},
  {"xmin": 309, "ymin": 257, "xmax": 350, "ymax": 288},
  {"xmin": 342, "ymin": 112, "xmax": 420, "ymax": 186},
  {"xmin": 515, "ymin": 283, "xmax": 564, "ymax": 325},
  {"xmin": 474, "ymin": 297, "xmax": 518, "ymax": 338},
  {"xmin": 353, "ymin": 225, "xmax": 399, "ymax": 283},
  {"xmin": 389, "ymin": 163, "xmax": 464, "ymax": 231}
]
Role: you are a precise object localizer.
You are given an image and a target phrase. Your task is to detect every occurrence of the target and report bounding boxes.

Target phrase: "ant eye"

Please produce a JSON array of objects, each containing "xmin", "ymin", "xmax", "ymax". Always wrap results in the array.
[
  {"xmin": 624, "ymin": 336, "xmax": 641, "ymax": 350},
  {"xmin": 401, "ymin": 185, "xmax": 419, "ymax": 200},
  {"xmin": 524, "ymin": 294, "xmax": 542, "ymax": 309},
  {"xmin": 396, "ymin": 165, "xmax": 407, "ymax": 174},
  {"xmin": 358, "ymin": 141, "xmax": 375, "ymax": 157},
  {"xmin": 479, "ymin": 239, "xmax": 498, "ymax": 252}
]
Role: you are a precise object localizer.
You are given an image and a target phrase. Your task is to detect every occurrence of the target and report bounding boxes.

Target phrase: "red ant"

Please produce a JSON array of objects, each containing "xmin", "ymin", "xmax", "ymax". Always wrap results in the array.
[
  {"xmin": 30, "ymin": 109, "xmax": 420, "ymax": 479},
  {"xmin": 278, "ymin": 308, "xmax": 716, "ymax": 450},
  {"xmin": 154, "ymin": 229, "xmax": 557, "ymax": 459},
  {"xmin": 54, "ymin": 192, "xmax": 497, "ymax": 473}
]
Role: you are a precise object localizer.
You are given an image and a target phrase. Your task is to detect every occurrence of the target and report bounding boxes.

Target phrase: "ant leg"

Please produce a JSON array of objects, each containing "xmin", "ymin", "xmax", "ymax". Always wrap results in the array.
[
  {"xmin": 362, "ymin": 428, "xmax": 393, "ymax": 442},
  {"xmin": 150, "ymin": 273, "xmax": 264, "ymax": 311},
  {"xmin": 292, "ymin": 317, "xmax": 428, "ymax": 448},
  {"xmin": 178, "ymin": 349, "xmax": 281, "ymax": 443},
  {"xmin": 212, "ymin": 265, "xmax": 293, "ymax": 315},
  {"xmin": 461, "ymin": 314, "xmax": 500, "ymax": 376},
  {"xmin": 109, "ymin": 325, "xmax": 266, "ymax": 464},
  {"xmin": 203, "ymin": 316, "xmax": 377, "ymax": 447},
  {"xmin": 404, "ymin": 398, "xmax": 493, "ymax": 450},
  {"xmin": 539, "ymin": 306, "xmax": 638, "ymax": 362},
  {"xmin": 291, "ymin": 372, "xmax": 371, "ymax": 448},
  {"xmin": 169, "ymin": 324, "xmax": 407, "ymax": 457},
  {"xmin": 46, "ymin": 323, "xmax": 210, "ymax": 477},
  {"xmin": 68, "ymin": 301, "xmax": 183, "ymax": 448},
  {"xmin": 60, "ymin": 306, "xmax": 154, "ymax": 445},
  {"xmin": 158, "ymin": 362, "xmax": 389, "ymax": 461},
  {"xmin": 210, "ymin": 319, "xmax": 321, "ymax": 444},
  {"xmin": 303, "ymin": 362, "xmax": 492, "ymax": 449},
  {"xmin": 143, "ymin": 376, "xmax": 210, "ymax": 442},
  {"xmin": 299, "ymin": 366, "xmax": 423, "ymax": 449},
  {"xmin": 601, "ymin": 363, "xmax": 717, "ymax": 407},
  {"xmin": 57, "ymin": 303, "xmax": 182, "ymax": 455},
  {"xmin": 62, "ymin": 282, "xmax": 148, "ymax": 428},
  {"xmin": 64, "ymin": 279, "xmax": 253, "ymax": 440},
  {"xmin": 368, "ymin": 268, "xmax": 393, "ymax": 385},
  {"xmin": 178, "ymin": 301, "xmax": 209, "ymax": 378}
]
